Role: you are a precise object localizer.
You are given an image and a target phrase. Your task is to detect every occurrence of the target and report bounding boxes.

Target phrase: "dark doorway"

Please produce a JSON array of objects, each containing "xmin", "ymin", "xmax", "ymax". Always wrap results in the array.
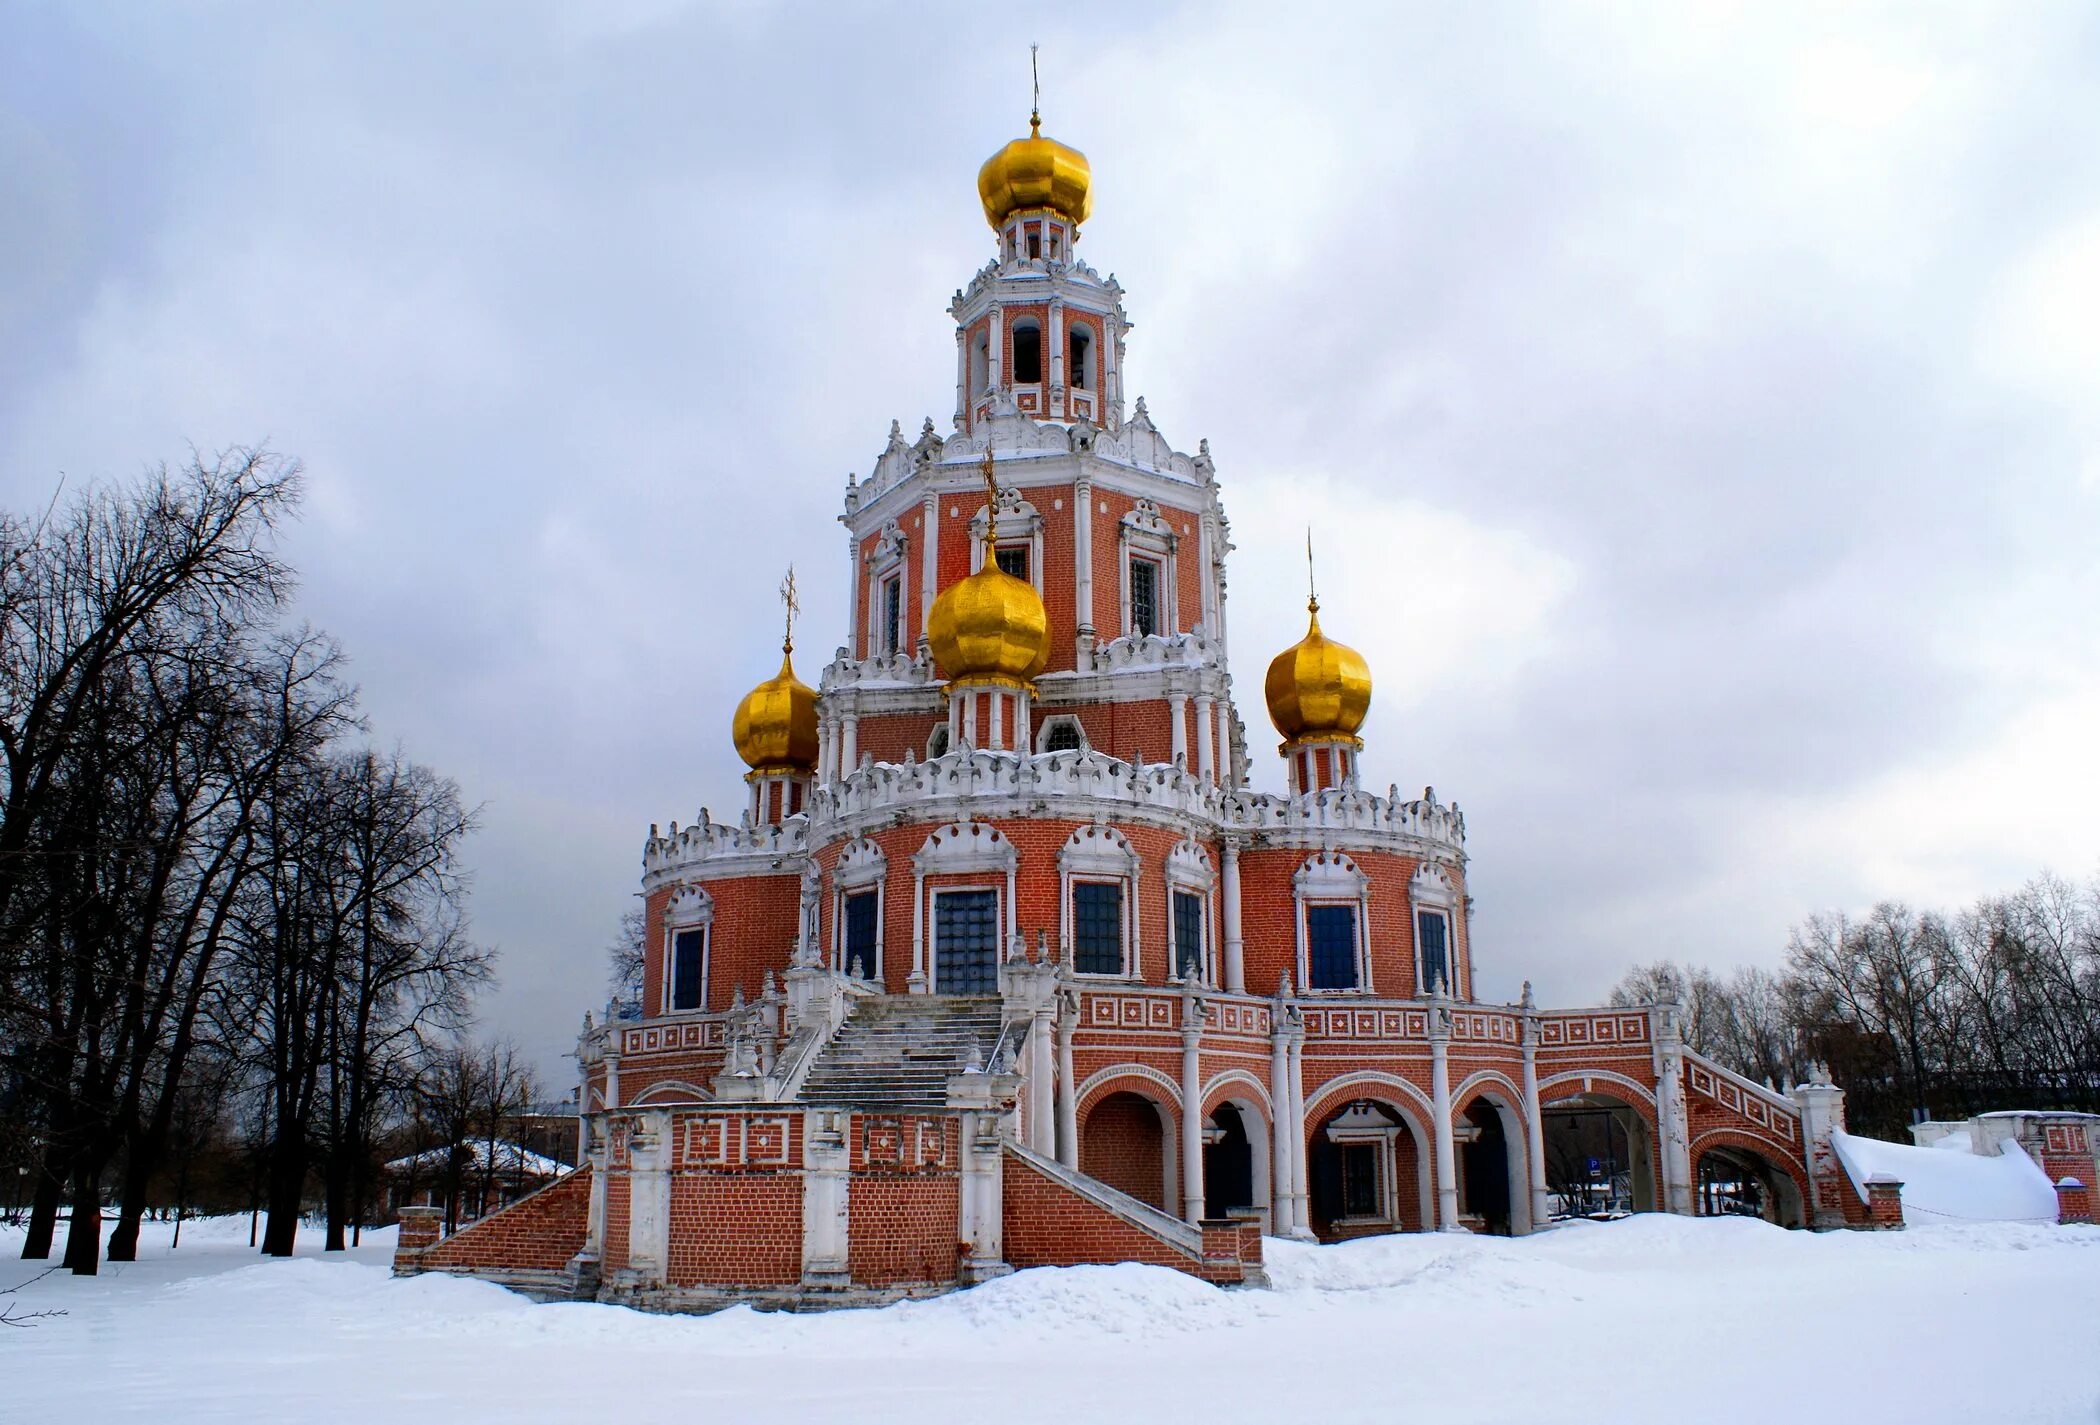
[
  {"xmin": 1460, "ymin": 1101, "xmax": 1511, "ymax": 1235},
  {"xmin": 933, "ymin": 889, "xmax": 998, "ymax": 995},
  {"xmin": 1204, "ymin": 1103, "xmax": 1254, "ymax": 1216}
]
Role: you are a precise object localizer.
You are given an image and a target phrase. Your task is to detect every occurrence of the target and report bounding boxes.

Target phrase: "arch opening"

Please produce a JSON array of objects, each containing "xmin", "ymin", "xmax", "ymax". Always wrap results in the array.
[
  {"xmin": 1542, "ymin": 1091, "xmax": 1656, "ymax": 1219},
  {"xmin": 1696, "ymin": 1142, "xmax": 1807, "ymax": 1229},
  {"xmin": 1080, "ymin": 1090, "xmax": 1175, "ymax": 1213},
  {"xmin": 1308, "ymin": 1098, "xmax": 1430, "ymax": 1239}
]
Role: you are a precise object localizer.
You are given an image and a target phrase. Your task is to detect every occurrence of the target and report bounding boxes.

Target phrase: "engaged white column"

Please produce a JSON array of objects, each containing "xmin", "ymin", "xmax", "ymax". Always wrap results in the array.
[{"xmin": 1430, "ymin": 1007, "xmax": 1460, "ymax": 1230}]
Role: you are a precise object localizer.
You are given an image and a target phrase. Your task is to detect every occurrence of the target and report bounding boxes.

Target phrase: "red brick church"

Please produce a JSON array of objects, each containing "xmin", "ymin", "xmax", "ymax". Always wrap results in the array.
[{"xmin": 395, "ymin": 104, "xmax": 1867, "ymax": 1309}]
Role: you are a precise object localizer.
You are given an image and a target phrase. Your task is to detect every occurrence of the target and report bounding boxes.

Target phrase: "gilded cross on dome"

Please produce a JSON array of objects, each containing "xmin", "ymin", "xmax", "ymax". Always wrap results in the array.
[
  {"xmin": 779, "ymin": 565, "xmax": 799, "ymax": 653},
  {"xmin": 980, "ymin": 448, "xmax": 1001, "ymax": 547}
]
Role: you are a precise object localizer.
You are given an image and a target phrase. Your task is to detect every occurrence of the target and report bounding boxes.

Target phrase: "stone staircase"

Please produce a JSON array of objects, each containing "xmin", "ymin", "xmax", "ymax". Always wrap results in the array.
[{"xmin": 797, "ymin": 995, "xmax": 1008, "ymax": 1107}]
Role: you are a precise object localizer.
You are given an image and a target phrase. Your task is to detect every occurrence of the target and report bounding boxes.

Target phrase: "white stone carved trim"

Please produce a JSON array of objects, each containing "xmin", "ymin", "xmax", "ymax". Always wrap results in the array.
[
  {"xmin": 1301, "ymin": 1071, "xmax": 1438, "ymax": 1127},
  {"xmin": 664, "ymin": 885, "xmax": 714, "ymax": 927},
  {"xmin": 834, "ymin": 837, "xmax": 887, "ymax": 889},
  {"xmin": 629, "ymin": 1080, "xmax": 715, "ymax": 1106},
  {"xmin": 1409, "ymin": 861, "xmax": 1457, "ymax": 907},
  {"xmin": 1075, "ymin": 1061, "xmax": 1185, "ymax": 1113},
  {"xmin": 1295, "ymin": 850, "xmax": 1367, "ymax": 898},
  {"xmin": 1199, "ymin": 1068, "xmax": 1274, "ymax": 1117},
  {"xmin": 1536, "ymin": 1069, "xmax": 1658, "ymax": 1108},
  {"xmin": 1451, "ymin": 1068, "xmax": 1527, "ymax": 1111},
  {"xmin": 1060, "ymin": 824, "xmax": 1139, "ymax": 978},
  {"xmin": 913, "ymin": 819, "xmax": 1017, "ymax": 875},
  {"xmin": 1057, "ymin": 822, "xmax": 1138, "ymax": 877},
  {"xmin": 1033, "ymin": 713, "xmax": 1088, "ymax": 754}
]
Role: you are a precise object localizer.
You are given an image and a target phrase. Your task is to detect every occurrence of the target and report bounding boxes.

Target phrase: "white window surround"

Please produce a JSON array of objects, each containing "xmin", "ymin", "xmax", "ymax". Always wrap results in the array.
[
  {"xmin": 1117, "ymin": 499, "xmax": 1180, "ymax": 638},
  {"xmin": 661, "ymin": 885, "xmax": 713, "ymax": 1015},
  {"xmin": 968, "ymin": 490, "xmax": 1045, "ymax": 595},
  {"xmin": 832, "ymin": 839, "xmax": 887, "ymax": 980},
  {"xmin": 926, "ymin": 724, "xmax": 952, "ymax": 759},
  {"xmin": 1165, "ymin": 837, "xmax": 1216, "ymax": 985},
  {"xmin": 911, "ymin": 822, "xmax": 1019, "ymax": 992},
  {"xmin": 864, "ymin": 519, "xmax": 909, "ymax": 657},
  {"xmin": 1294, "ymin": 850, "xmax": 1372, "ymax": 994},
  {"xmin": 1058, "ymin": 823, "xmax": 1140, "ymax": 980},
  {"xmin": 1034, "ymin": 714, "xmax": 1088, "ymax": 754},
  {"xmin": 1324, "ymin": 1100, "xmax": 1406, "ymax": 1225},
  {"xmin": 1410, "ymin": 862, "xmax": 1459, "ymax": 996}
]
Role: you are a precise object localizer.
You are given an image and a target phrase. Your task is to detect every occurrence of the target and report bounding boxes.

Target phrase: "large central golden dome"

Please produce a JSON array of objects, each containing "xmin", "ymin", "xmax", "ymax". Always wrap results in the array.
[
  {"xmin": 928, "ymin": 560, "xmax": 1049, "ymax": 686},
  {"xmin": 1264, "ymin": 598, "xmax": 1372, "ymax": 743},
  {"xmin": 977, "ymin": 116, "xmax": 1092, "ymax": 229},
  {"xmin": 731, "ymin": 645, "xmax": 818, "ymax": 773}
]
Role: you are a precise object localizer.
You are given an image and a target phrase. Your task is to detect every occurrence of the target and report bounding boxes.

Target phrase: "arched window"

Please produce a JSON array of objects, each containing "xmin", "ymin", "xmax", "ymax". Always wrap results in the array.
[
  {"xmin": 1059, "ymin": 825, "xmax": 1139, "ymax": 979},
  {"xmin": 663, "ymin": 887, "xmax": 713, "ymax": 1013},
  {"xmin": 1041, "ymin": 717, "xmax": 1084, "ymax": 753},
  {"xmin": 1410, "ymin": 863, "xmax": 1460, "ymax": 995},
  {"xmin": 927, "ymin": 725, "xmax": 951, "ymax": 759},
  {"xmin": 1012, "ymin": 322, "xmax": 1042, "ymax": 384},
  {"xmin": 1069, "ymin": 327, "xmax": 1092, "ymax": 390}
]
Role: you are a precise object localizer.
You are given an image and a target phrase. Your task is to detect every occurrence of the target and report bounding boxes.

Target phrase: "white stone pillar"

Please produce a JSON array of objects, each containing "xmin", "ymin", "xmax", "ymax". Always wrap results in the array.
[
  {"xmin": 953, "ymin": 326, "xmax": 967, "ymax": 428},
  {"xmin": 1180, "ymin": 1012, "xmax": 1206, "ymax": 1224},
  {"xmin": 1221, "ymin": 838, "xmax": 1246, "ymax": 995},
  {"xmin": 988, "ymin": 686, "xmax": 1004, "ymax": 750},
  {"xmin": 988, "ymin": 307, "xmax": 1004, "ymax": 391},
  {"xmin": 1269, "ymin": 1017, "xmax": 1292, "ymax": 1237},
  {"xmin": 1195, "ymin": 696, "xmax": 1217, "ymax": 783},
  {"xmin": 1520, "ymin": 1013, "xmax": 1550, "ymax": 1234},
  {"xmin": 920, "ymin": 492, "xmax": 940, "ymax": 637},
  {"xmin": 909, "ymin": 869, "xmax": 928, "ymax": 994},
  {"xmin": 1430, "ymin": 1004, "xmax": 1460, "ymax": 1230},
  {"xmin": 1055, "ymin": 994, "xmax": 1079, "ymax": 1168},
  {"xmin": 800, "ymin": 1108, "xmax": 851, "ymax": 1288},
  {"xmin": 1168, "ymin": 692, "xmax": 1189, "ymax": 768},
  {"xmin": 1287, "ymin": 1030, "xmax": 1311, "ymax": 1236},
  {"xmin": 627, "ymin": 1111, "xmax": 672, "ymax": 1284},
  {"xmin": 1048, "ymin": 298, "xmax": 1065, "ymax": 413},
  {"xmin": 962, "ymin": 690, "xmax": 978, "ymax": 748},
  {"xmin": 1656, "ymin": 1015, "xmax": 1694, "ymax": 1216},
  {"xmin": 840, "ymin": 712, "xmax": 858, "ymax": 774},
  {"xmin": 1029, "ymin": 1001, "xmax": 1056, "ymax": 1156},
  {"xmin": 846, "ymin": 533, "xmax": 862, "ymax": 661},
  {"xmin": 1074, "ymin": 476, "xmax": 1095, "ymax": 647}
]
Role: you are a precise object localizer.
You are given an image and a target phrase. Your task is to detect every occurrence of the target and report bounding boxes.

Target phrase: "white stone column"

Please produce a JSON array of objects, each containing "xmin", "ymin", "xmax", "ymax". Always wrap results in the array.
[
  {"xmin": 920, "ymin": 492, "xmax": 940, "ymax": 636},
  {"xmin": 1221, "ymin": 838, "xmax": 1246, "ymax": 994},
  {"xmin": 1029, "ymin": 1001, "xmax": 1056, "ymax": 1156},
  {"xmin": 1655, "ymin": 1009, "xmax": 1695, "ymax": 1216},
  {"xmin": 1430, "ymin": 1002, "xmax": 1460, "ymax": 1230},
  {"xmin": 953, "ymin": 326, "xmax": 967, "ymax": 428},
  {"xmin": 1269, "ymin": 1016, "xmax": 1292, "ymax": 1237},
  {"xmin": 1074, "ymin": 476, "xmax": 1095, "ymax": 647},
  {"xmin": 1048, "ymin": 298, "xmax": 1065, "ymax": 414},
  {"xmin": 1520, "ymin": 1008, "xmax": 1550, "ymax": 1234},
  {"xmin": 1168, "ymin": 692, "xmax": 1189, "ymax": 768},
  {"xmin": 988, "ymin": 686, "xmax": 1004, "ymax": 750},
  {"xmin": 846, "ymin": 534, "xmax": 862, "ymax": 661},
  {"xmin": 840, "ymin": 713, "xmax": 858, "ymax": 774},
  {"xmin": 909, "ymin": 869, "xmax": 928, "ymax": 994},
  {"xmin": 1180, "ymin": 1005, "xmax": 1206, "ymax": 1225},
  {"xmin": 627, "ymin": 1111, "xmax": 672, "ymax": 1284},
  {"xmin": 1196, "ymin": 695, "xmax": 1217, "ymax": 783},
  {"xmin": 1055, "ymin": 993, "xmax": 1079, "ymax": 1168},
  {"xmin": 1287, "ymin": 1029, "xmax": 1311, "ymax": 1236}
]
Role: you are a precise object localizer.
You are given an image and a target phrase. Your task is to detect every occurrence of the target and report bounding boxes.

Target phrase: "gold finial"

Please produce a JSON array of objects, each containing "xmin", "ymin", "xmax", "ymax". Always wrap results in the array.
[
  {"xmin": 1306, "ymin": 528, "xmax": 1319, "ymax": 613},
  {"xmin": 981, "ymin": 447, "xmax": 1000, "ymax": 548},
  {"xmin": 1030, "ymin": 42, "xmax": 1041, "ymax": 134},
  {"xmin": 779, "ymin": 565, "xmax": 800, "ymax": 654}
]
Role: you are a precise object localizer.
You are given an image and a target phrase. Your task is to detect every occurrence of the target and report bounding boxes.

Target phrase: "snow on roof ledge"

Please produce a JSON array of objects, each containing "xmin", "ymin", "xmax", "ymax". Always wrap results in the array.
[{"xmin": 1831, "ymin": 1130, "xmax": 2059, "ymax": 1226}]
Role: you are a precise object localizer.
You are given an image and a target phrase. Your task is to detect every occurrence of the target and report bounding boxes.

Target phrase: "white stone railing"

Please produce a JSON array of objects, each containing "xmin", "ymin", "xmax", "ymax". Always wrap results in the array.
[
  {"xmin": 820, "ymin": 647, "xmax": 937, "ymax": 691},
  {"xmin": 644, "ymin": 747, "xmax": 1466, "ymax": 880},
  {"xmin": 1080, "ymin": 629, "xmax": 1216, "ymax": 673}
]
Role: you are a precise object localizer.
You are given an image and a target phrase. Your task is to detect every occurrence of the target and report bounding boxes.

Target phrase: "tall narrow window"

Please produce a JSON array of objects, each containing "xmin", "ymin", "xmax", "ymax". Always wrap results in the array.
[
  {"xmin": 843, "ymin": 891, "xmax": 878, "ymax": 979},
  {"xmin": 934, "ymin": 888, "xmax": 999, "ymax": 995},
  {"xmin": 1306, "ymin": 904, "xmax": 1359, "ymax": 990},
  {"xmin": 1340, "ymin": 1143, "xmax": 1381, "ymax": 1217},
  {"xmin": 927, "ymin": 725, "xmax": 950, "ymax": 758},
  {"xmin": 881, "ymin": 575, "xmax": 902, "ymax": 655},
  {"xmin": 1417, "ymin": 910, "xmax": 1449, "ymax": 995},
  {"xmin": 1012, "ymin": 323, "xmax": 1042, "ymax": 383},
  {"xmin": 1069, "ymin": 328, "xmax": 1091, "ymax": 389},
  {"xmin": 1129, "ymin": 558, "xmax": 1159, "ymax": 638},
  {"xmin": 1027, "ymin": 232, "xmax": 1041, "ymax": 260},
  {"xmin": 995, "ymin": 545, "xmax": 1029, "ymax": 580},
  {"xmin": 669, "ymin": 928, "xmax": 706, "ymax": 1011},
  {"xmin": 972, "ymin": 333, "xmax": 990, "ymax": 395},
  {"xmin": 1072, "ymin": 881, "xmax": 1125, "ymax": 976},
  {"xmin": 1173, "ymin": 890, "xmax": 1205, "ymax": 981}
]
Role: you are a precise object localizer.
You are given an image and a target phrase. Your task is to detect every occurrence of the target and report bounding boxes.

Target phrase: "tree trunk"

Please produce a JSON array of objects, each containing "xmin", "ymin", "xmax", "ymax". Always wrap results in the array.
[
  {"xmin": 61, "ymin": 1159, "xmax": 103, "ymax": 1275},
  {"xmin": 260, "ymin": 1135, "xmax": 307, "ymax": 1257},
  {"xmin": 20, "ymin": 1170, "xmax": 63, "ymax": 1260}
]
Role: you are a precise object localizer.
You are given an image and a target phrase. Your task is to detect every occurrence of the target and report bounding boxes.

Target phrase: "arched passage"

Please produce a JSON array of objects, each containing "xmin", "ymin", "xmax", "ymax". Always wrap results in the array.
[
  {"xmin": 1541, "ymin": 1085, "xmax": 1658, "ymax": 1219},
  {"xmin": 1694, "ymin": 1133, "xmax": 1808, "ymax": 1229},
  {"xmin": 1304, "ymin": 1093, "xmax": 1433, "ymax": 1239},
  {"xmin": 1453, "ymin": 1086, "xmax": 1534, "ymax": 1237},
  {"xmin": 1079, "ymin": 1088, "xmax": 1177, "ymax": 1213}
]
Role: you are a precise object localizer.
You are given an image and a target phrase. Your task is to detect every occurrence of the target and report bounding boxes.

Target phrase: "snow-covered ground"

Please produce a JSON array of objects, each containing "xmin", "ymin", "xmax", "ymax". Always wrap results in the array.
[{"xmin": 4, "ymin": 1214, "xmax": 2096, "ymax": 1423}]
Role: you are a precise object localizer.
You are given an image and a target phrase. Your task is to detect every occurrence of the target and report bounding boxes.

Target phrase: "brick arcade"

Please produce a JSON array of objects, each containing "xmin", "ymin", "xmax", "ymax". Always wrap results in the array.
[{"xmin": 396, "ymin": 104, "xmax": 1874, "ymax": 1309}]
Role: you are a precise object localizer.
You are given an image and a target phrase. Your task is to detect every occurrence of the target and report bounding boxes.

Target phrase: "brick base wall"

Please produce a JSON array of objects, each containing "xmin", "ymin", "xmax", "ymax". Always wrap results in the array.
[
  {"xmin": 1002, "ymin": 1149, "xmax": 1246, "ymax": 1283},
  {"xmin": 404, "ymin": 1167, "xmax": 592, "ymax": 1274},
  {"xmin": 1080, "ymin": 1093, "xmax": 1167, "ymax": 1210}
]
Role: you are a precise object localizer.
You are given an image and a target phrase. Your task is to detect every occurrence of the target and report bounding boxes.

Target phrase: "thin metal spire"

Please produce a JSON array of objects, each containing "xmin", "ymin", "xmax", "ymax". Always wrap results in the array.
[
  {"xmin": 779, "ymin": 565, "xmax": 799, "ymax": 654},
  {"xmin": 1306, "ymin": 528, "xmax": 1319, "ymax": 611},
  {"xmin": 1030, "ymin": 43, "xmax": 1041, "ymax": 131}
]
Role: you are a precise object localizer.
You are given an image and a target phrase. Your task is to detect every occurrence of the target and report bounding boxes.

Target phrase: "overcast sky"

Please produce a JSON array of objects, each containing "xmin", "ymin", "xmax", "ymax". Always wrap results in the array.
[{"xmin": 6, "ymin": 2, "xmax": 2097, "ymax": 1088}]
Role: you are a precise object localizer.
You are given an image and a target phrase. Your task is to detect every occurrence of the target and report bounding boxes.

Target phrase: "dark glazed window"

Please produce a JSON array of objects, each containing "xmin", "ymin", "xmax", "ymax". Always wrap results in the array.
[
  {"xmin": 1129, "ymin": 558, "xmax": 1159, "ymax": 637},
  {"xmin": 1069, "ymin": 327, "xmax": 1092, "ymax": 389},
  {"xmin": 1173, "ymin": 890, "xmax": 1205, "ymax": 981},
  {"xmin": 881, "ymin": 576, "xmax": 902, "ymax": 654},
  {"xmin": 843, "ymin": 891, "xmax": 877, "ymax": 978},
  {"xmin": 1012, "ymin": 323, "xmax": 1042, "ymax": 383},
  {"xmin": 995, "ymin": 545, "xmax": 1029, "ymax": 580},
  {"xmin": 1072, "ymin": 880, "xmax": 1124, "ymax": 976},
  {"xmin": 934, "ymin": 889, "xmax": 999, "ymax": 995},
  {"xmin": 1417, "ymin": 910, "xmax": 1449, "ymax": 995},
  {"xmin": 670, "ymin": 928, "xmax": 705, "ymax": 1011},
  {"xmin": 1340, "ymin": 1143, "xmax": 1380, "ymax": 1217},
  {"xmin": 1044, "ymin": 720, "xmax": 1083, "ymax": 753},
  {"xmin": 1306, "ymin": 903, "xmax": 1359, "ymax": 990}
]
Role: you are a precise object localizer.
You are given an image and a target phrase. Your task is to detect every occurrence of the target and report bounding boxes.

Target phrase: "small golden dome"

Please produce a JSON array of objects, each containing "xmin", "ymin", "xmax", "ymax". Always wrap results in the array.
[
  {"xmin": 977, "ymin": 116, "xmax": 1092, "ymax": 229},
  {"xmin": 731, "ymin": 645, "xmax": 818, "ymax": 773},
  {"xmin": 1264, "ymin": 598, "xmax": 1372, "ymax": 743},
  {"xmin": 928, "ymin": 561, "xmax": 1050, "ymax": 686}
]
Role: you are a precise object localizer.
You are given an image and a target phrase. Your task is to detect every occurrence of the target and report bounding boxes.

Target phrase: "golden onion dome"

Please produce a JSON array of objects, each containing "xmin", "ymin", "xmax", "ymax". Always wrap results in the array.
[
  {"xmin": 731, "ymin": 644, "xmax": 818, "ymax": 773},
  {"xmin": 977, "ymin": 115, "xmax": 1092, "ymax": 229},
  {"xmin": 928, "ymin": 561, "xmax": 1050, "ymax": 686},
  {"xmin": 1264, "ymin": 598, "xmax": 1372, "ymax": 743}
]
